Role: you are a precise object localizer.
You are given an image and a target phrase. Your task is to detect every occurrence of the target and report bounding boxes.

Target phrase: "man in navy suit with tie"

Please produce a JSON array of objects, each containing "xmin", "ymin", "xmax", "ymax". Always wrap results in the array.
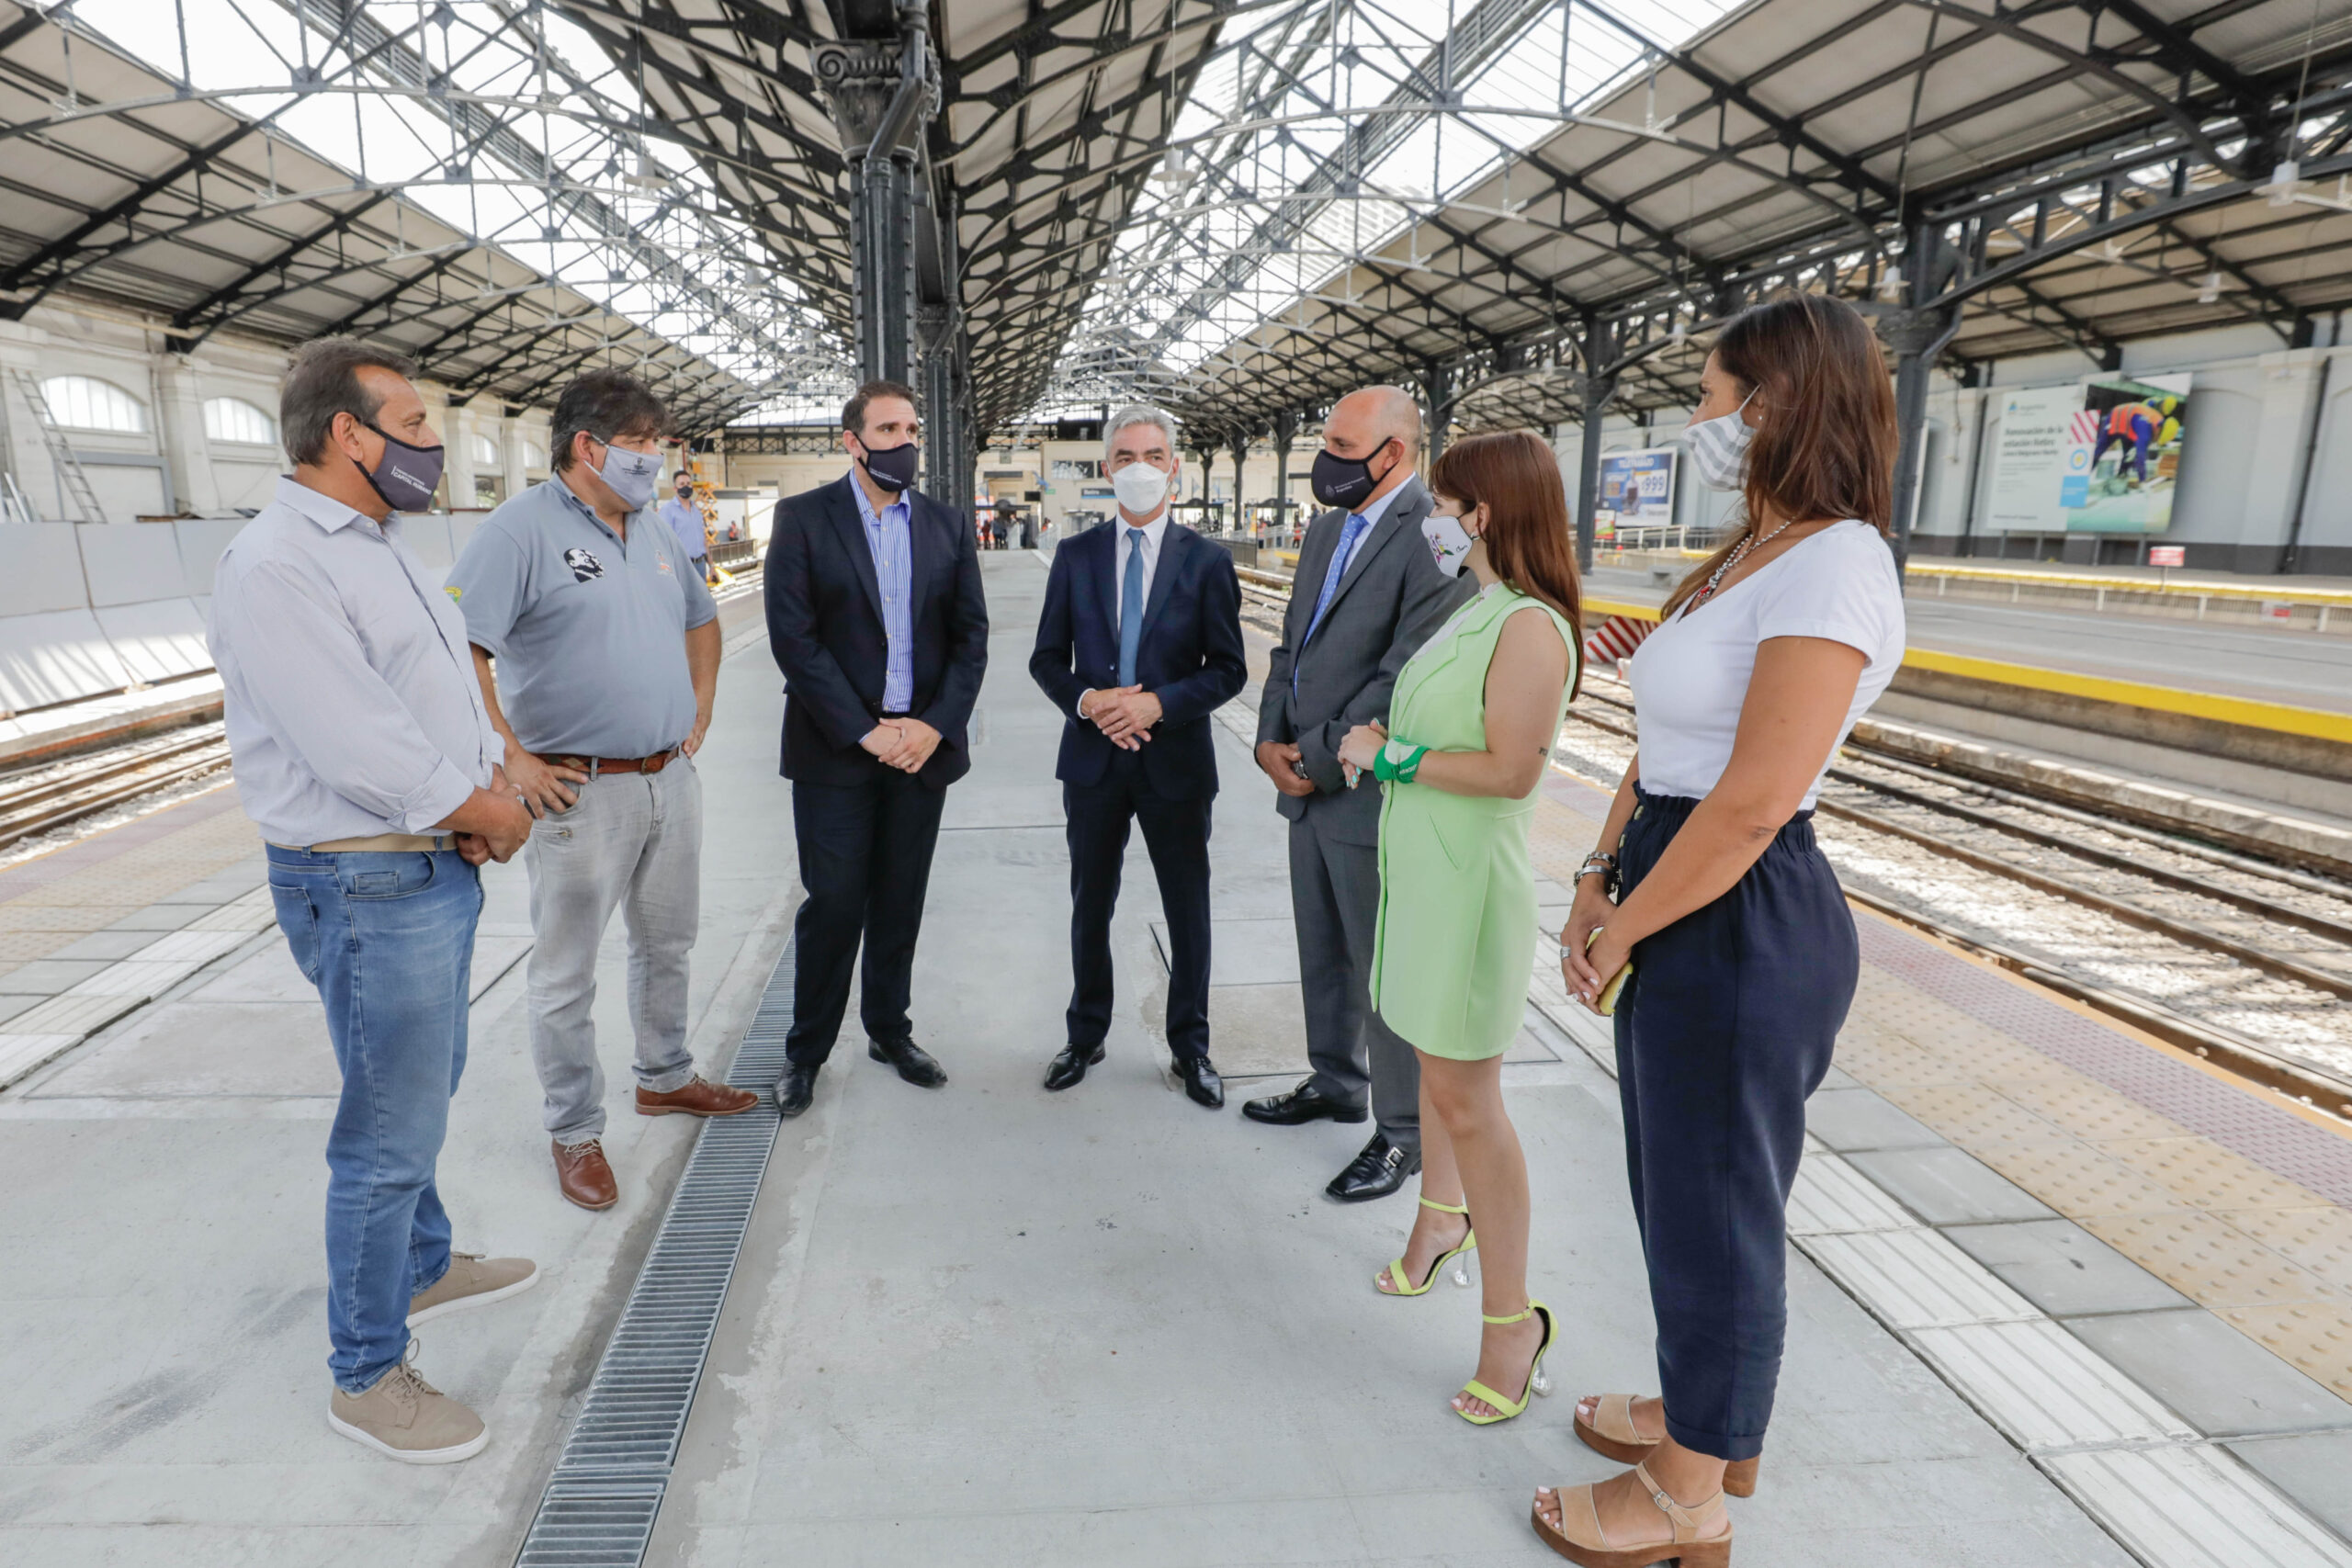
[{"xmin": 1030, "ymin": 405, "xmax": 1247, "ymax": 1108}]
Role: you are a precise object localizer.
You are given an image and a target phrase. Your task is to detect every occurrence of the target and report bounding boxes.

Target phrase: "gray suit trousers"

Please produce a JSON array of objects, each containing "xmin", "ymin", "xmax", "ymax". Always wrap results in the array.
[{"xmin": 1289, "ymin": 806, "xmax": 1419, "ymax": 1153}]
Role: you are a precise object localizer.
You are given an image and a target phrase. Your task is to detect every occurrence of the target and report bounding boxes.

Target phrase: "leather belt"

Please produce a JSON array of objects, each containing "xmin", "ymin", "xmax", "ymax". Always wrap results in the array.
[
  {"xmin": 270, "ymin": 833, "xmax": 455, "ymax": 853},
  {"xmin": 548, "ymin": 748, "xmax": 681, "ymax": 777}
]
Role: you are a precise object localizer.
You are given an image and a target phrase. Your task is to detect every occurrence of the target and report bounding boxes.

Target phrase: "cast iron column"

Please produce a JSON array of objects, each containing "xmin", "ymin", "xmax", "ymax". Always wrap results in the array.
[
  {"xmin": 816, "ymin": 8, "xmax": 936, "ymax": 386},
  {"xmin": 1877, "ymin": 222, "xmax": 1963, "ymax": 581},
  {"xmin": 1271, "ymin": 409, "xmax": 1297, "ymax": 541},
  {"xmin": 1423, "ymin": 360, "xmax": 1453, "ymax": 464},
  {"xmin": 1575, "ymin": 374, "xmax": 1615, "ymax": 574}
]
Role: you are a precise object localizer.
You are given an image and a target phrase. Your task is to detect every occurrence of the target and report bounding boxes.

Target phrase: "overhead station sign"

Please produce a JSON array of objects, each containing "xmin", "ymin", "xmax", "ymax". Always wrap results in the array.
[{"xmin": 1988, "ymin": 373, "xmax": 2191, "ymax": 534}]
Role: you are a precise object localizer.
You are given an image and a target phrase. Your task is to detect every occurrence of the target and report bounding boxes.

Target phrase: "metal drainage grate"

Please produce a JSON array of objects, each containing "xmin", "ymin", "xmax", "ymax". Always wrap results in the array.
[{"xmin": 514, "ymin": 941, "xmax": 795, "ymax": 1567}]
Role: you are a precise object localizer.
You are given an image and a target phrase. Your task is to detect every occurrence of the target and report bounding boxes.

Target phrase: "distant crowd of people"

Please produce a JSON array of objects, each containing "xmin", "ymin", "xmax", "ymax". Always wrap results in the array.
[{"xmin": 212, "ymin": 290, "xmax": 1905, "ymax": 1567}]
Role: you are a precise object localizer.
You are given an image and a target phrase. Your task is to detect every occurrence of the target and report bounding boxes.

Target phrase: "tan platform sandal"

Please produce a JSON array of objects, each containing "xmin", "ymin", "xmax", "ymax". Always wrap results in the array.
[
  {"xmin": 1574, "ymin": 1393, "xmax": 1758, "ymax": 1497},
  {"xmin": 1532, "ymin": 1460, "xmax": 1731, "ymax": 1567}
]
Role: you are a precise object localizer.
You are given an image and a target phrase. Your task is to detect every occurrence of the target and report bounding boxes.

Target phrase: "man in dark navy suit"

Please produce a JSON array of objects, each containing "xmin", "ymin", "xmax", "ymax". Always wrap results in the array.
[
  {"xmin": 764, "ymin": 378, "xmax": 988, "ymax": 1118},
  {"xmin": 1030, "ymin": 405, "xmax": 1246, "ymax": 1108}
]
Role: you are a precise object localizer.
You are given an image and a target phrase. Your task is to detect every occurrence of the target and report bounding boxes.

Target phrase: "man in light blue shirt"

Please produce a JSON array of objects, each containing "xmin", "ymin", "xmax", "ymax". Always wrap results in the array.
[
  {"xmin": 851, "ymin": 459, "xmax": 916, "ymax": 711},
  {"xmin": 658, "ymin": 471, "xmax": 710, "ymax": 581},
  {"xmin": 210, "ymin": 338, "xmax": 537, "ymax": 1465}
]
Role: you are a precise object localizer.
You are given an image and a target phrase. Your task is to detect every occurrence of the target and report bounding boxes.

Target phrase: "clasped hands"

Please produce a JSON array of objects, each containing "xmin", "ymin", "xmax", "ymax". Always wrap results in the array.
[
  {"xmin": 1080, "ymin": 686, "xmax": 1162, "ymax": 750},
  {"xmin": 860, "ymin": 716, "xmax": 943, "ymax": 773},
  {"xmin": 1559, "ymin": 879, "xmax": 1633, "ymax": 1017},
  {"xmin": 1336, "ymin": 720, "xmax": 1388, "ymax": 790}
]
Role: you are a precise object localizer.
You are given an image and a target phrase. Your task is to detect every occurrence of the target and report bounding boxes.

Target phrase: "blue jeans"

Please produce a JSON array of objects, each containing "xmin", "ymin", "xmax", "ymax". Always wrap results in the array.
[{"xmin": 266, "ymin": 845, "xmax": 482, "ymax": 1393}]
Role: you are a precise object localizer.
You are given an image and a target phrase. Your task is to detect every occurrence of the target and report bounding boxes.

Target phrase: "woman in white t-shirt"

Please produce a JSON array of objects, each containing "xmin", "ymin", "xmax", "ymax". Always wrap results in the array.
[{"xmin": 1532, "ymin": 293, "xmax": 1905, "ymax": 1568}]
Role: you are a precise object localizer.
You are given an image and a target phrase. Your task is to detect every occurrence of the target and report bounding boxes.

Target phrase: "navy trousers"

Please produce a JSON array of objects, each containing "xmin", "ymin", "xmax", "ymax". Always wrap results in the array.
[
  {"xmin": 1064, "ymin": 747, "xmax": 1214, "ymax": 1062},
  {"xmin": 786, "ymin": 771, "xmax": 947, "ymax": 1065},
  {"xmin": 1612, "ymin": 786, "xmax": 1856, "ymax": 1461}
]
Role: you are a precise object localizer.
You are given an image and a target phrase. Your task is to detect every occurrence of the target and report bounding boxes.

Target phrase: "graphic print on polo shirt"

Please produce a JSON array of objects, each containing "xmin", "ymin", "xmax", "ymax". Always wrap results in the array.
[{"xmin": 564, "ymin": 547, "xmax": 605, "ymax": 583}]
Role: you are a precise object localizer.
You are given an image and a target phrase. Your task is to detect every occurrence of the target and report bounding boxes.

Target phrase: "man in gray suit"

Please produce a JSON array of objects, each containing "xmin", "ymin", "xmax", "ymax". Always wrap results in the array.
[{"xmin": 1243, "ymin": 386, "xmax": 1472, "ymax": 1202}]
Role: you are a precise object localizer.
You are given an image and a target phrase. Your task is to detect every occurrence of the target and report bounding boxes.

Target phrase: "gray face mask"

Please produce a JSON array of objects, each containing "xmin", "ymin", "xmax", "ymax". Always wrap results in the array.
[
  {"xmin": 593, "ymin": 438, "xmax": 662, "ymax": 511},
  {"xmin": 1680, "ymin": 390, "xmax": 1757, "ymax": 492}
]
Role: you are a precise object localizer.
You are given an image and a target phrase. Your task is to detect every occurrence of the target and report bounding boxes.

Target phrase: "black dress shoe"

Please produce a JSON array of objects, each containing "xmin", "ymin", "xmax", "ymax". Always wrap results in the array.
[
  {"xmin": 1174, "ymin": 1055, "xmax": 1224, "ymax": 1109},
  {"xmin": 867, "ymin": 1038, "xmax": 947, "ymax": 1088},
  {"xmin": 1325, "ymin": 1134, "xmax": 1420, "ymax": 1202},
  {"xmin": 778, "ymin": 1063, "xmax": 818, "ymax": 1119},
  {"xmin": 1045, "ymin": 1043, "xmax": 1103, "ymax": 1092},
  {"xmin": 1241, "ymin": 1077, "xmax": 1370, "ymax": 1126}
]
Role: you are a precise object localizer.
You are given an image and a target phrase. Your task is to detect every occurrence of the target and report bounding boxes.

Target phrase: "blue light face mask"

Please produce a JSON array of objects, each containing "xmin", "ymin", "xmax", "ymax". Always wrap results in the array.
[{"xmin": 593, "ymin": 438, "xmax": 662, "ymax": 511}]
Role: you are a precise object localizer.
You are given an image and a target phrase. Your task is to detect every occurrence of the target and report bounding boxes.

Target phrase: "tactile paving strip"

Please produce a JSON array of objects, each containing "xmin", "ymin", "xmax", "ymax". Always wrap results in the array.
[
  {"xmin": 2043, "ymin": 1445, "xmax": 2352, "ymax": 1568},
  {"xmin": 1860, "ymin": 918, "xmax": 2352, "ymax": 1205}
]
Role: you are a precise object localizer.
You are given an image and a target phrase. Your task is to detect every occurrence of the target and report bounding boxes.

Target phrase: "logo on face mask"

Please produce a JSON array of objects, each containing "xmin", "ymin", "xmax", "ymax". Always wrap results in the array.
[
  {"xmin": 564, "ymin": 547, "xmax": 605, "ymax": 583},
  {"xmin": 857, "ymin": 439, "xmax": 921, "ymax": 492},
  {"xmin": 1420, "ymin": 511, "xmax": 1476, "ymax": 577},
  {"xmin": 1310, "ymin": 442, "xmax": 1392, "ymax": 509}
]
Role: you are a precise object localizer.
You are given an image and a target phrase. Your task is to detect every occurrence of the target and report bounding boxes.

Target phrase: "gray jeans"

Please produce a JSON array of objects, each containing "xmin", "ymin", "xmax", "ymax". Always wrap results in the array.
[
  {"xmin": 1289, "ymin": 809, "xmax": 1419, "ymax": 1155},
  {"xmin": 526, "ymin": 758, "xmax": 702, "ymax": 1145}
]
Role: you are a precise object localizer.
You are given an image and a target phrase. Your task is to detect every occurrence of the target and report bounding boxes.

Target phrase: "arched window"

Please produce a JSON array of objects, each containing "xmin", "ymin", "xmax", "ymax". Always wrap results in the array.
[
  {"xmin": 523, "ymin": 438, "xmax": 548, "ymax": 472},
  {"xmin": 40, "ymin": 376, "xmax": 147, "ymax": 434},
  {"xmin": 203, "ymin": 396, "xmax": 277, "ymax": 446},
  {"xmin": 471, "ymin": 432, "xmax": 502, "ymax": 468}
]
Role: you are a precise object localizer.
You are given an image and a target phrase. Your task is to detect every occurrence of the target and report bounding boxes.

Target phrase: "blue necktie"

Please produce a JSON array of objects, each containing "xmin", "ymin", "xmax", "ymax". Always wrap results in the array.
[
  {"xmin": 1295, "ymin": 512, "xmax": 1370, "ymax": 691},
  {"xmin": 1117, "ymin": 527, "xmax": 1146, "ymax": 686}
]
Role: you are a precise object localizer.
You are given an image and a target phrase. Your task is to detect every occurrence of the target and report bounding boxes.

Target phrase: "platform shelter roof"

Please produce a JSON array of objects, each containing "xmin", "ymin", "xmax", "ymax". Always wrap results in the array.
[
  {"xmin": 0, "ymin": 0, "xmax": 761, "ymax": 431},
  {"xmin": 1048, "ymin": 0, "xmax": 2352, "ymax": 441}
]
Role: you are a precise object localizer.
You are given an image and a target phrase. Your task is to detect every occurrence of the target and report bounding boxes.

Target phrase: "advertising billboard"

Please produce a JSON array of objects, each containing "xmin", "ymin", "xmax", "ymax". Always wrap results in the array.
[
  {"xmin": 1597, "ymin": 449, "xmax": 1677, "ymax": 528},
  {"xmin": 1988, "ymin": 373, "xmax": 2190, "ymax": 534}
]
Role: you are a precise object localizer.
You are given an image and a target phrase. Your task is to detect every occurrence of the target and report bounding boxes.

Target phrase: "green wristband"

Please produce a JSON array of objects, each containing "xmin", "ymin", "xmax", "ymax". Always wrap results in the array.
[{"xmin": 1374, "ymin": 740, "xmax": 1430, "ymax": 784}]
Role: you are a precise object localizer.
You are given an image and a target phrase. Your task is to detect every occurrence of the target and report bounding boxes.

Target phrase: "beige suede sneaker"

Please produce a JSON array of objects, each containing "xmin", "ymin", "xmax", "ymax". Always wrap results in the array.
[
  {"xmin": 328, "ymin": 1353, "xmax": 488, "ymax": 1464},
  {"xmin": 408, "ymin": 1252, "xmax": 538, "ymax": 1327}
]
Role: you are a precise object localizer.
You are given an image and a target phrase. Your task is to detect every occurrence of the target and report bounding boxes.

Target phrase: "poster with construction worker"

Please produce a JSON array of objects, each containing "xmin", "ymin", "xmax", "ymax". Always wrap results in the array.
[{"xmin": 2060, "ymin": 373, "xmax": 2189, "ymax": 532}]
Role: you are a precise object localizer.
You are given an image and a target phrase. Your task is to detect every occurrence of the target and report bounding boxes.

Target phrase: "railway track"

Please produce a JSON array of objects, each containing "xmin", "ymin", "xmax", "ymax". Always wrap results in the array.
[
  {"xmin": 1237, "ymin": 565, "xmax": 2352, "ymax": 1106},
  {"xmin": 0, "ymin": 723, "xmax": 232, "ymax": 854},
  {"xmin": 1559, "ymin": 674, "xmax": 2352, "ymax": 1110}
]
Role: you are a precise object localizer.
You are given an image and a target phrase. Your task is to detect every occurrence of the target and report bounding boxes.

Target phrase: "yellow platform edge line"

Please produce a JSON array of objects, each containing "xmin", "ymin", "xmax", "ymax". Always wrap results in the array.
[{"xmin": 1580, "ymin": 597, "xmax": 2352, "ymax": 743}]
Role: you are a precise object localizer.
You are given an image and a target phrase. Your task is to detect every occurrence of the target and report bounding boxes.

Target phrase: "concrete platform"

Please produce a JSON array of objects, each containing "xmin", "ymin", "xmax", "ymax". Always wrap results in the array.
[{"xmin": 3, "ymin": 554, "xmax": 2348, "ymax": 1565}]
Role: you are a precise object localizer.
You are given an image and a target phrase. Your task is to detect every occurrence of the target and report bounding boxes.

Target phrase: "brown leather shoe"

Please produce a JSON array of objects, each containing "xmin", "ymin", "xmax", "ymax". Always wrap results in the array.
[
  {"xmin": 635, "ymin": 1075, "xmax": 758, "ymax": 1119},
  {"xmin": 553, "ymin": 1138, "xmax": 617, "ymax": 1211}
]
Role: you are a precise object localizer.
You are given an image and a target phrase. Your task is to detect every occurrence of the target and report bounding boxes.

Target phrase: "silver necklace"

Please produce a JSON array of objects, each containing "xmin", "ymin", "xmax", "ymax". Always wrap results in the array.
[{"xmin": 1692, "ymin": 517, "xmax": 1795, "ymax": 606}]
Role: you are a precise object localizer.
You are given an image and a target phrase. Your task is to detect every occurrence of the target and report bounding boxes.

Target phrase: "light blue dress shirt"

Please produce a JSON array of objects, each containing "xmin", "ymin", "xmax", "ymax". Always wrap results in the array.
[
  {"xmin": 658, "ymin": 496, "xmax": 707, "ymax": 562},
  {"xmin": 850, "ymin": 472, "xmax": 915, "ymax": 712},
  {"xmin": 209, "ymin": 477, "xmax": 500, "ymax": 846}
]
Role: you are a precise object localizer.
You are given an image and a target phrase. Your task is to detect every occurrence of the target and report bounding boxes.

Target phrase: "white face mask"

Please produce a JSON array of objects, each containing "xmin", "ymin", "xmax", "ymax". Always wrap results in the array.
[
  {"xmin": 1681, "ymin": 389, "xmax": 1757, "ymax": 492},
  {"xmin": 593, "ymin": 439, "xmax": 663, "ymax": 511},
  {"xmin": 1420, "ymin": 508, "xmax": 1477, "ymax": 577},
  {"xmin": 1111, "ymin": 460, "xmax": 1171, "ymax": 516}
]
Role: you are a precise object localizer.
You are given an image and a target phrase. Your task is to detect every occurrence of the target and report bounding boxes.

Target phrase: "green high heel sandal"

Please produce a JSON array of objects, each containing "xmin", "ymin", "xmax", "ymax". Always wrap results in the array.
[
  {"xmin": 1456, "ymin": 1301, "xmax": 1555, "ymax": 1426},
  {"xmin": 1377, "ymin": 1197, "xmax": 1477, "ymax": 1296}
]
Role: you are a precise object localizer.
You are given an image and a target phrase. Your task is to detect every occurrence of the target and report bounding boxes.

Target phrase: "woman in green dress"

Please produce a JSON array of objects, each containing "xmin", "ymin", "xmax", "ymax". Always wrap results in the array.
[{"xmin": 1336, "ymin": 429, "xmax": 1582, "ymax": 1427}]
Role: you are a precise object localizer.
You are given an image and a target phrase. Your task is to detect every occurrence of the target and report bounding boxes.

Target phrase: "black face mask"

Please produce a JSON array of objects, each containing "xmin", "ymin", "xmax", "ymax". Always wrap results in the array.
[
  {"xmin": 856, "ymin": 438, "xmax": 920, "ymax": 493},
  {"xmin": 1309, "ymin": 439, "xmax": 1395, "ymax": 509},
  {"xmin": 356, "ymin": 420, "xmax": 446, "ymax": 513}
]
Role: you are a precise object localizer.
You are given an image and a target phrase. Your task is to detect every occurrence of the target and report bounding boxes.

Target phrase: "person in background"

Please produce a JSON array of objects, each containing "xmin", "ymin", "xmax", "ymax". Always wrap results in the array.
[
  {"xmin": 1244, "ymin": 386, "xmax": 1471, "ymax": 1203},
  {"xmin": 1338, "ymin": 431, "xmax": 1580, "ymax": 1438},
  {"xmin": 660, "ymin": 470, "xmax": 713, "ymax": 583},
  {"xmin": 448, "ymin": 369, "xmax": 754, "ymax": 1214},
  {"xmin": 763, "ymin": 379, "xmax": 989, "ymax": 1119},
  {"xmin": 210, "ymin": 337, "xmax": 537, "ymax": 1464},
  {"xmin": 1030, "ymin": 404, "xmax": 1246, "ymax": 1107},
  {"xmin": 1536, "ymin": 292, "xmax": 1905, "ymax": 1567}
]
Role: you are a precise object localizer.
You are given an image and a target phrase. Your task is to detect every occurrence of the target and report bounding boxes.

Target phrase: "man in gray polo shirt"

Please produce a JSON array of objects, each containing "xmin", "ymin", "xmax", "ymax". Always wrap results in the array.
[{"xmin": 448, "ymin": 368, "xmax": 756, "ymax": 1212}]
